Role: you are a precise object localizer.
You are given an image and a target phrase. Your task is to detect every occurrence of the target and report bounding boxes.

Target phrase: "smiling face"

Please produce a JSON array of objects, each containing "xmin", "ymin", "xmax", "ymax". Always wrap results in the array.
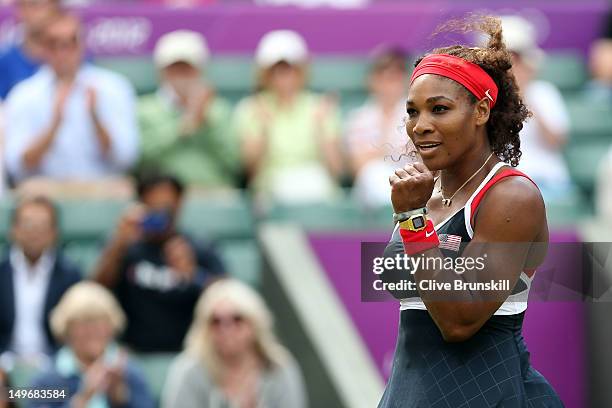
[{"xmin": 405, "ymin": 74, "xmax": 490, "ymax": 171}]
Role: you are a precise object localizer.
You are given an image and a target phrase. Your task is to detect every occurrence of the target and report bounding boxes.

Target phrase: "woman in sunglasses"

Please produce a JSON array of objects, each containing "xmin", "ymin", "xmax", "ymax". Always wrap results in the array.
[{"xmin": 162, "ymin": 279, "xmax": 306, "ymax": 408}]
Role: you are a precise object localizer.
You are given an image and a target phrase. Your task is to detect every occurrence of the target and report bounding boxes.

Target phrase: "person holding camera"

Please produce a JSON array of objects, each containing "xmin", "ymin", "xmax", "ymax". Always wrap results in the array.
[{"xmin": 92, "ymin": 173, "xmax": 226, "ymax": 353}]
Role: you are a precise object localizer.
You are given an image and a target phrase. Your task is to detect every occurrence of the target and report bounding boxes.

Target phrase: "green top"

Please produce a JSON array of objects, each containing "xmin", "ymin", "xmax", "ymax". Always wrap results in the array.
[
  {"xmin": 233, "ymin": 91, "xmax": 341, "ymax": 196},
  {"xmin": 137, "ymin": 92, "xmax": 238, "ymax": 187}
]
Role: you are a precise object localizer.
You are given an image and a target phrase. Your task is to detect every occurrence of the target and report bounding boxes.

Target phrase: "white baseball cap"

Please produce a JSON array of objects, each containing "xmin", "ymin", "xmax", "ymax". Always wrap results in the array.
[
  {"xmin": 154, "ymin": 30, "xmax": 210, "ymax": 69},
  {"xmin": 255, "ymin": 30, "xmax": 309, "ymax": 68},
  {"xmin": 500, "ymin": 15, "xmax": 545, "ymax": 68}
]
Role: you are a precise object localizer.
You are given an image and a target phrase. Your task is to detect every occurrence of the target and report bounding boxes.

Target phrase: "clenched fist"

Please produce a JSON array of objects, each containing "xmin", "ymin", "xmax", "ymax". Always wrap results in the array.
[{"xmin": 389, "ymin": 162, "xmax": 435, "ymax": 212}]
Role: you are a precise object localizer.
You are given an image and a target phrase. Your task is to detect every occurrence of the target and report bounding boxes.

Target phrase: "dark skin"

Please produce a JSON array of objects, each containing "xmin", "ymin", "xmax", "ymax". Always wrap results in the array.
[{"xmin": 390, "ymin": 74, "xmax": 548, "ymax": 342}]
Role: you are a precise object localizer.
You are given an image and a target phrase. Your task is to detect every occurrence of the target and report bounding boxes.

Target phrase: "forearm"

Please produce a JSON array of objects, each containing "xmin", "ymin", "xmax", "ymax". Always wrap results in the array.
[
  {"xmin": 91, "ymin": 112, "xmax": 112, "ymax": 156},
  {"xmin": 242, "ymin": 136, "xmax": 267, "ymax": 178},
  {"xmin": 92, "ymin": 239, "xmax": 127, "ymax": 288},
  {"xmin": 22, "ymin": 118, "xmax": 61, "ymax": 170},
  {"xmin": 320, "ymin": 138, "xmax": 343, "ymax": 178}
]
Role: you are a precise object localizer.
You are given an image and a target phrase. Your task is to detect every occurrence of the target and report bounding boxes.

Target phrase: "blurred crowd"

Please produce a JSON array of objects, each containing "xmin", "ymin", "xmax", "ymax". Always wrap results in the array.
[{"xmin": 0, "ymin": 0, "xmax": 611, "ymax": 407}]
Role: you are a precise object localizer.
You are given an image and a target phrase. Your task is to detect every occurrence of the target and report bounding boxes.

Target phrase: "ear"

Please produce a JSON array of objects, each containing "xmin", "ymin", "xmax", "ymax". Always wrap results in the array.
[{"xmin": 474, "ymin": 98, "xmax": 491, "ymax": 127}]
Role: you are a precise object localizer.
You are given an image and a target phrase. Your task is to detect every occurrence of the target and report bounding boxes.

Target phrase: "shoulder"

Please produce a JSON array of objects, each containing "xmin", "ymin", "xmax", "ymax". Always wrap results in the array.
[
  {"xmin": 233, "ymin": 94, "xmax": 258, "ymax": 114},
  {"xmin": 5, "ymin": 69, "xmax": 48, "ymax": 103},
  {"xmin": 166, "ymin": 352, "xmax": 210, "ymax": 387},
  {"xmin": 54, "ymin": 254, "xmax": 83, "ymax": 282},
  {"xmin": 474, "ymin": 168, "xmax": 545, "ymax": 237}
]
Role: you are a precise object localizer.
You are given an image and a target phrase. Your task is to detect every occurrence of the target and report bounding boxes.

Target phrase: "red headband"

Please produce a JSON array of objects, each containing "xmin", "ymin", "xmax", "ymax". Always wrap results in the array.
[{"xmin": 410, "ymin": 54, "xmax": 498, "ymax": 108}]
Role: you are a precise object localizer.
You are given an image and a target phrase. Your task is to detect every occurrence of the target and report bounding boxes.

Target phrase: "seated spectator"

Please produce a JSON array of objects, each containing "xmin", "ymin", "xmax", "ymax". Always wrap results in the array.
[
  {"xmin": 345, "ymin": 47, "xmax": 416, "ymax": 208},
  {"xmin": 234, "ymin": 30, "xmax": 343, "ymax": 205},
  {"xmin": 138, "ymin": 30, "xmax": 237, "ymax": 189},
  {"xmin": 501, "ymin": 15, "xmax": 572, "ymax": 200},
  {"xmin": 4, "ymin": 12, "xmax": 139, "ymax": 184},
  {"xmin": 0, "ymin": 0, "xmax": 60, "ymax": 100},
  {"xmin": 0, "ymin": 196, "xmax": 81, "ymax": 362},
  {"xmin": 162, "ymin": 279, "xmax": 306, "ymax": 408},
  {"xmin": 29, "ymin": 282, "xmax": 154, "ymax": 408},
  {"xmin": 584, "ymin": 38, "xmax": 612, "ymax": 104},
  {"xmin": 93, "ymin": 173, "xmax": 226, "ymax": 352},
  {"xmin": 596, "ymin": 148, "xmax": 612, "ymax": 222}
]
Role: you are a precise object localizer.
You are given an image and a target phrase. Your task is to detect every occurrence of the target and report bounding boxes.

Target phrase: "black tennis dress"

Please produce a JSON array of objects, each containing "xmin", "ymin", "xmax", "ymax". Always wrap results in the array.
[{"xmin": 378, "ymin": 162, "xmax": 564, "ymax": 408}]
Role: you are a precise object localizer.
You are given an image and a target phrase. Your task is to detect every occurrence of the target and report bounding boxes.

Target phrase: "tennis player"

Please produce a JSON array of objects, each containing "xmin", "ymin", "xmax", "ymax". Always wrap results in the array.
[{"xmin": 378, "ymin": 17, "xmax": 564, "ymax": 407}]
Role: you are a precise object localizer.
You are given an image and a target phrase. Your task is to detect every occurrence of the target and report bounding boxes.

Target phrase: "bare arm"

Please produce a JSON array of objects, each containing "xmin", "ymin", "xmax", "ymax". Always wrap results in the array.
[
  {"xmin": 92, "ymin": 206, "xmax": 144, "ymax": 288},
  {"xmin": 391, "ymin": 163, "xmax": 547, "ymax": 342},
  {"xmin": 22, "ymin": 81, "xmax": 72, "ymax": 170}
]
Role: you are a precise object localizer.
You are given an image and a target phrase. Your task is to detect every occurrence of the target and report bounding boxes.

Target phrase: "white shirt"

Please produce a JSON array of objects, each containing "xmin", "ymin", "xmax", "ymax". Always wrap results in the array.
[
  {"xmin": 3, "ymin": 64, "xmax": 139, "ymax": 181},
  {"xmin": 518, "ymin": 80, "xmax": 571, "ymax": 187},
  {"xmin": 345, "ymin": 98, "xmax": 413, "ymax": 207},
  {"xmin": 9, "ymin": 246, "xmax": 55, "ymax": 357}
]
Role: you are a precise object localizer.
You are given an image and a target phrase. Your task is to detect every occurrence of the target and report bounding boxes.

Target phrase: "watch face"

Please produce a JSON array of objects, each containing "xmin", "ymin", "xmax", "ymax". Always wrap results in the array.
[{"xmin": 412, "ymin": 215, "xmax": 425, "ymax": 229}]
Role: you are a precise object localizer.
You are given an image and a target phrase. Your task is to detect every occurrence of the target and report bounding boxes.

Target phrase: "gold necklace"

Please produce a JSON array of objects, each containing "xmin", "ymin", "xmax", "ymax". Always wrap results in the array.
[{"xmin": 436, "ymin": 152, "xmax": 494, "ymax": 207}]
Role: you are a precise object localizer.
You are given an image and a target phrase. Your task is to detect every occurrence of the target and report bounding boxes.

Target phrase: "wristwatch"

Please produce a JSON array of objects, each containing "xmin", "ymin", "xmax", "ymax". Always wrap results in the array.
[
  {"xmin": 399, "ymin": 214, "xmax": 428, "ymax": 232},
  {"xmin": 393, "ymin": 207, "xmax": 428, "ymax": 223}
]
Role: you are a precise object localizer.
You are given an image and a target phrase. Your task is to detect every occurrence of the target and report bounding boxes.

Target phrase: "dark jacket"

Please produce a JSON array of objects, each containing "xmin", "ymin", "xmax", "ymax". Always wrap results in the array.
[{"xmin": 0, "ymin": 249, "xmax": 82, "ymax": 354}]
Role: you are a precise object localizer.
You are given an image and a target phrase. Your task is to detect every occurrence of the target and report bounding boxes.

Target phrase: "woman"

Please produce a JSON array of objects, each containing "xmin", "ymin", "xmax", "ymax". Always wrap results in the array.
[
  {"xmin": 162, "ymin": 279, "xmax": 307, "ymax": 408},
  {"xmin": 379, "ymin": 17, "xmax": 563, "ymax": 407},
  {"xmin": 345, "ymin": 47, "xmax": 418, "ymax": 208},
  {"xmin": 233, "ymin": 30, "xmax": 343, "ymax": 205},
  {"xmin": 29, "ymin": 282, "xmax": 154, "ymax": 408}
]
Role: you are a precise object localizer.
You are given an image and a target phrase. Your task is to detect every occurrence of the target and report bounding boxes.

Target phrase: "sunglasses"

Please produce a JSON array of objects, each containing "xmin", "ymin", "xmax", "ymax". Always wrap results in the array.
[
  {"xmin": 45, "ymin": 35, "xmax": 79, "ymax": 51},
  {"xmin": 209, "ymin": 313, "xmax": 245, "ymax": 328}
]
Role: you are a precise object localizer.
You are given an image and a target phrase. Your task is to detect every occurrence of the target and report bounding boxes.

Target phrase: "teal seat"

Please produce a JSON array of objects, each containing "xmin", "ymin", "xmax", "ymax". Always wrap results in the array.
[
  {"xmin": 266, "ymin": 199, "xmax": 363, "ymax": 231},
  {"xmin": 131, "ymin": 353, "xmax": 177, "ymax": 403},
  {"xmin": 544, "ymin": 187, "xmax": 593, "ymax": 227},
  {"xmin": 537, "ymin": 52, "xmax": 587, "ymax": 93},
  {"xmin": 179, "ymin": 193, "xmax": 254, "ymax": 241},
  {"xmin": 96, "ymin": 57, "xmax": 158, "ymax": 95},
  {"xmin": 564, "ymin": 141, "xmax": 611, "ymax": 195},
  {"xmin": 57, "ymin": 200, "xmax": 128, "ymax": 242},
  {"xmin": 566, "ymin": 96, "xmax": 612, "ymax": 143},
  {"xmin": 217, "ymin": 239, "xmax": 261, "ymax": 286},
  {"xmin": 62, "ymin": 241, "xmax": 102, "ymax": 276}
]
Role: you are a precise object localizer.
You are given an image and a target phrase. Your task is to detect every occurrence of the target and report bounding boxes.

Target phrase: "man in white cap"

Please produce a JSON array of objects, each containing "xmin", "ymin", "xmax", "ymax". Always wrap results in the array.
[
  {"xmin": 137, "ymin": 30, "xmax": 236, "ymax": 188},
  {"xmin": 233, "ymin": 30, "xmax": 343, "ymax": 204},
  {"xmin": 501, "ymin": 15, "xmax": 572, "ymax": 200}
]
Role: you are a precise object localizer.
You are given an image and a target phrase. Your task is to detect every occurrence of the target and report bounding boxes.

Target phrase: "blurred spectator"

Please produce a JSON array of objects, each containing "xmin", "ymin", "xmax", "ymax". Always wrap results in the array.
[
  {"xmin": 93, "ymin": 173, "xmax": 226, "ymax": 353},
  {"xmin": 584, "ymin": 38, "xmax": 612, "ymax": 104},
  {"xmin": 345, "ymin": 47, "xmax": 415, "ymax": 208},
  {"xmin": 162, "ymin": 279, "xmax": 306, "ymax": 408},
  {"xmin": 0, "ymin": 196, "xmax": 81, "ymax": 361},
  {"xmin": 0, "ymin": 366, "xmax": 15, "ymax": 408},
  {"xmin": 596, "ymin": 148, "xmax": 612, "ymax": 221},
  {"xmin": 3, "ymin": 12, "xmax": 139, "ymax": 184},
  {"xmin": 29, "ymin": 282, "xmax": 154, "ymax": 408},
  {"xmin": 0, "ymin": 0, "xmax": 60, "ymax": 100},
  {"xmin": 501, "ymin": 15, "xmax": 572, "ymax": 199},
  {"xmin": 234, "ymin": 30, "xmax": 343, "ymax": 205},
  {"xmin": 138, "ymin": 30, "xmax": 237, "ymax": 189}
]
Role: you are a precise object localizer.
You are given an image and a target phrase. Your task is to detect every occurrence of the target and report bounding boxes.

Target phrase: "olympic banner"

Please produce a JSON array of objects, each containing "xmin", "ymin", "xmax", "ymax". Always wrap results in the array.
[{"xmin": 0, "ymin": 1, "xmax": 608, "ymax": 56}]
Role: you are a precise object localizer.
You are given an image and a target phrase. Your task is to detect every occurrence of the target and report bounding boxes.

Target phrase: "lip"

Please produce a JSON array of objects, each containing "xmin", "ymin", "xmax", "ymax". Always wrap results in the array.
[{"xmin": 415, "ymin": 142, "xmax": 443, "ymax": 157}]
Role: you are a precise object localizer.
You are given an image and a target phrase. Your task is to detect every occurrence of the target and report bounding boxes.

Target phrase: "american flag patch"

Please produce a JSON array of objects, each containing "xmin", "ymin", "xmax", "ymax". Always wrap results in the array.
[{"xmin": 439, "ymin": 234, "xmax": 462, "ymax": 252}]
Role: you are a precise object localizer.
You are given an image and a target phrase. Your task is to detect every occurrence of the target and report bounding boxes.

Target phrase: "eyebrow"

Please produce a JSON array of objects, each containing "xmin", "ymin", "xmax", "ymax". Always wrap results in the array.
[{"xmin": 406, "ymin": 95, "xmax": 454, "ymax": 105}]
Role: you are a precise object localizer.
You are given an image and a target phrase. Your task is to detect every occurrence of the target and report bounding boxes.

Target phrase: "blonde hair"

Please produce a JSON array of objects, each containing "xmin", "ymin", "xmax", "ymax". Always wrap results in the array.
[
  {"xmin": 255, "ymin": 63, "xmax": 308, "ymax": 93},
  {"xmin": 50, "ymin": 282, "xmax": 126, "ymax": 341},
  {"xmin": 184, "ymin": 279, "xmax": 290, "ymax": 379}
]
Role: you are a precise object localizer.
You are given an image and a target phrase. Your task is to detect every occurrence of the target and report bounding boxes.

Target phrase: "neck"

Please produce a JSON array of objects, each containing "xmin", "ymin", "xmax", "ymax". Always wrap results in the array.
[
  {"xmin": 440, "ymin": 146, "xmax": 496, "ymax": 197},
  {"xmin": 221, "ymin": 348, "xmax": 261, "ymax": 372}
]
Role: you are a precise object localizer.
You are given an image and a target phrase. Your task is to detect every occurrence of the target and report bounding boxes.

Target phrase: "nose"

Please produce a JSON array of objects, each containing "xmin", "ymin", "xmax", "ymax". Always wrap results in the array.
[{"xmin": 412, "ymin": 114, "xmax": 434, "ymax": 136}]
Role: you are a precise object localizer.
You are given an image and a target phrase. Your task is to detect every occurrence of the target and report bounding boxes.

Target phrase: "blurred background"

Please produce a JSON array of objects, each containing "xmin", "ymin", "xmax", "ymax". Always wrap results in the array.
[{"xmin": 0, "ymin": 0, "xmax": 611, "ymax": 407}]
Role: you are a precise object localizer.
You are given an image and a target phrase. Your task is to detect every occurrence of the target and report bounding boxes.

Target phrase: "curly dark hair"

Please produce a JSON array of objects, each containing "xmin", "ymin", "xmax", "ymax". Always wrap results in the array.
[{"xmin": 414, "ymin": 16, "xmax": 530, "ymax": 167}]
